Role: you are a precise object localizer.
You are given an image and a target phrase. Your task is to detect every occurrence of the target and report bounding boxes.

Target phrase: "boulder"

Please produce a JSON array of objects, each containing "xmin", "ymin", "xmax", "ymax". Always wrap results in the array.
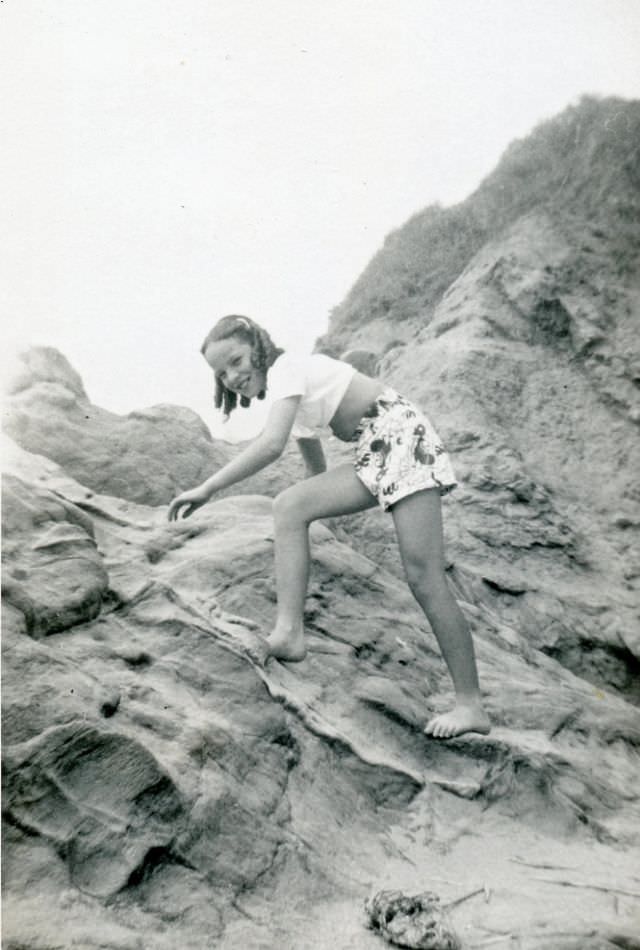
[{"xmin": 3, "ymin": 346, "xmax": 304, "ymax": 506}]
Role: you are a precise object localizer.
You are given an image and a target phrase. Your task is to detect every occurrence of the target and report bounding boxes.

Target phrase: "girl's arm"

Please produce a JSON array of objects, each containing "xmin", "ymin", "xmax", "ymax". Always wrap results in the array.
[
  {"xmin": 168, "ymin": 396, "xmax": 300, "ymax": 520},
  {"xmin": 297, "ymin": 437, "xmax": 326, "ymax": 477}
]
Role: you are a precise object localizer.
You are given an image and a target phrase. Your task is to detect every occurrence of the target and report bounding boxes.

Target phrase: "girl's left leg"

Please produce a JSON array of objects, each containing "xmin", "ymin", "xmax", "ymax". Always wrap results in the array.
[
  {"xmin": 391, "ymin": 488, "xmax": 490, "ymax": 738},
  {"xmin": 268, "ymin": 463, "xmax": 377, "ymax": 660}
]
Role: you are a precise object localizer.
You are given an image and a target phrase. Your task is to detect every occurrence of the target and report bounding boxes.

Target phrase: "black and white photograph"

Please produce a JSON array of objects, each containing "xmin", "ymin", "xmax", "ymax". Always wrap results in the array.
[{"xmin": 2, "ymin": 1, "xmax": 639, "ymax": 947}]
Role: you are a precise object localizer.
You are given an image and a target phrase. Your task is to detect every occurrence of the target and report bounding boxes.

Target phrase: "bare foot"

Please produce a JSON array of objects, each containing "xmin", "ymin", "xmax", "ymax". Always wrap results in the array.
[
  {"xmin": 264, "ymin": 627, "xmax": 307, "ymax": 662},
  {"xmin": 424, "ymin": 701, "xmax": 491, "ymax": 739}
]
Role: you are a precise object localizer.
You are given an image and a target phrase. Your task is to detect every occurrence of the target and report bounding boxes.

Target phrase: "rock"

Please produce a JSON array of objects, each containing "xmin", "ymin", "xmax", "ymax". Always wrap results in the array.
[
  {"xmin": 1, "ymin": 474, "xmax": 109, "ymax": 637},
  {"xmin": 3, "ymin": 450, "xmax": 640, "ymax": 946},
  {"xmin": 3, "ymin": 348, "xmax": 229, "ymax": 505},
  {"xmin": 340, "ymin": 347, "xmax": 381, "ymax": 376},
  {"xmin": 319, "ymin": 98, "xmax": 640, "ymax": 699},
  {"xmin": 6, "ymin": 345, "xmax": 87, "ymax": 399},
  {"xmin": 3, "ymin": 348, "xmax": 303, "ymax": 506},
  {"xmin": 3, "ymin": 723, "xmax": 185, "ymax": 898},
  {"xmin": 3, "ymin": 436, "xmax": 640, "ymax": 950}
]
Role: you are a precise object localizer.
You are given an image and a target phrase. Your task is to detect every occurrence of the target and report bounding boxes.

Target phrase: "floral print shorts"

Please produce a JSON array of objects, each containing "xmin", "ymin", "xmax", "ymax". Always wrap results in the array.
[{"xmin": 351, "ymin": 387, "xmax": 457, "ymax": 511}]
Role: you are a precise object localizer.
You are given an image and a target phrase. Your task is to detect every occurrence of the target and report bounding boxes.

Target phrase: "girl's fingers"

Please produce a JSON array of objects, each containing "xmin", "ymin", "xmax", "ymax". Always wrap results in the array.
[
  {"xmin": 168, "ymin": 499, "xmax": 184, "ymax": 521},
  {"xmin": 168, "ymin": 496, "xmax": 202, "ymax": 521}
]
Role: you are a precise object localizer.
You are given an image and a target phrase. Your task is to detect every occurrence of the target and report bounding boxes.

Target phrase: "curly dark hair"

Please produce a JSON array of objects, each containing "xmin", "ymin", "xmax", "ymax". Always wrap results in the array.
[{"xmin": 200, "ymin": 315, "xmax": 284, "ymax": 419}]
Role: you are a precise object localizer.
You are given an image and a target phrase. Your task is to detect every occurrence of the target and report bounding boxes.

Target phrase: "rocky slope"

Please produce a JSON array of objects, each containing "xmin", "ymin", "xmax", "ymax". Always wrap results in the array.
[
  {"xmin": 3, "ymin": 433, "xmax": 640, "ymax": 950},
  {"xmin": 3, "ymin": 96, "xmax": 640, "ymax": 949},
  {"xmin": 319, "ymin": 96, "xmax": 640, "ymax": 705}
]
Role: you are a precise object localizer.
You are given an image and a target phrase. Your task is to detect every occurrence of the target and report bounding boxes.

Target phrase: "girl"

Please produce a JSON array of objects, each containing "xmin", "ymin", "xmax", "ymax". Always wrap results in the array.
[{"xmin": 168, "ymin": 315, "xmax": 490, "ymax": 739}]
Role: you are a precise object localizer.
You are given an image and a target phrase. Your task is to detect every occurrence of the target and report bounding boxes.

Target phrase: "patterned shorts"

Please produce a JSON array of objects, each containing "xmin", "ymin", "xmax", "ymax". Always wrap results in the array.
[{"xmin": 351, "ymin": 387, "xmax": 457, "ymax": 511}]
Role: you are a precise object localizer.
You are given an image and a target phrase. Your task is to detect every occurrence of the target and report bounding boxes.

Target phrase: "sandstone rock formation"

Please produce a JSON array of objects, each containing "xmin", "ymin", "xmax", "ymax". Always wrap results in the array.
[
  {"xmin": 3, "ymin": 434, "xmax": 640, "ymax": 948},
  {"xmin": 3, "ymin": 346, "xmax": 304, "ymax": 506},
  {"xmin": 319, "ymin": 96, "xmax": 640, "ymax": 705},
  {"xmin": 3, "ymin": 96, "xmax": 640, "ymax": 949}
]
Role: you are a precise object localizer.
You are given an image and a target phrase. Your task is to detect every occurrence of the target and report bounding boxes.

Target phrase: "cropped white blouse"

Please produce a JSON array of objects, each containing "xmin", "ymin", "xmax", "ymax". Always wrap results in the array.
[{"xmin": 267, "ymin": 352, "xmax": 356, "ymax": 439}]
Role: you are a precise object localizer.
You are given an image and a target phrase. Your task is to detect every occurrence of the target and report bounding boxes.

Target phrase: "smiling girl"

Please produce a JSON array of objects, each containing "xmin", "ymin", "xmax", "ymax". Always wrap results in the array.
[{"xmin": 168, "ymin": 314, "xmax": 490, "ymax": 739}]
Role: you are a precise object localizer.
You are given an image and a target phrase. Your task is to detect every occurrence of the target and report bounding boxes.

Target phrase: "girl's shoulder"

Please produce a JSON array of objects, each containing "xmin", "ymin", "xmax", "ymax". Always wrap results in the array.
[
  {"xmin": 270, "ymin": 349, "xmax": 338, "ymax": 375},
  {"xmin": 267, "ymin": 350, "xmax": 310, "ymax": 399},
  {"xmin": 269, "ymin": 349, "xmax": 310, "ymax": 378},
  {"xmin": 268, "ymin": 350, "xmax": 351, "ymax": 387}
]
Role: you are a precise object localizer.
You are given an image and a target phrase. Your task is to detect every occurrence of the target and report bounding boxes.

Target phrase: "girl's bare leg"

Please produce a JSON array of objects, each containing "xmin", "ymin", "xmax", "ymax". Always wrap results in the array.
[
  {"xmin": 391, "ymin": 488, "xmax": 490, "ymax": 738},
  {"xmin": 268, "ymin": 463, "xmax": 376, "ymax": 660}
]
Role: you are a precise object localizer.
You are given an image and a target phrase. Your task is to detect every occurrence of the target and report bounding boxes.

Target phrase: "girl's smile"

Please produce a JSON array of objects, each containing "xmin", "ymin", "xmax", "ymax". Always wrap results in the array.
[{"xmin": 203, "ymin": 338, "xmax": 265, "ymax": 399}]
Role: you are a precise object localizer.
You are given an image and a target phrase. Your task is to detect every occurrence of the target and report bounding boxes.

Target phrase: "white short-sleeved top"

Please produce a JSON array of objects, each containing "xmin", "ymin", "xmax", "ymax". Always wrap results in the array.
[{"xmin": 267, "ymin": 352, "xmax": 356, "ymax": 438}]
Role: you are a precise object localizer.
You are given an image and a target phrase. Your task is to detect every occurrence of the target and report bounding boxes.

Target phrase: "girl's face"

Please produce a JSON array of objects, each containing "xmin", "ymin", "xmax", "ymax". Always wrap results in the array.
[{"xmin": 203, "ymin": 336, "xmax": 265, "ymax": 398}]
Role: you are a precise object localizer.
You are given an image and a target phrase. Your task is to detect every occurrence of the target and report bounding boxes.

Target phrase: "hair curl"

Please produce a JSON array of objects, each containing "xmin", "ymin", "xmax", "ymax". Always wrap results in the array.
[{"xmin": 200, "ymin": 315, "xmax": 284, "ymax": 419}]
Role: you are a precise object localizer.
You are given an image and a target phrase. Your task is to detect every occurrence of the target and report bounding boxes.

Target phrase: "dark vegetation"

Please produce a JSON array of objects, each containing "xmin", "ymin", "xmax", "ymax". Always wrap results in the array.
[{"xmin": 317, "ymin": 96, "xmax": 640, "ymax": 355}]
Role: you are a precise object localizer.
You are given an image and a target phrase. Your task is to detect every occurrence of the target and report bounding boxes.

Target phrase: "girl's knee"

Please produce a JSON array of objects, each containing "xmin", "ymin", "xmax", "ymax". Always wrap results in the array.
[
  {"xmin": 273, "ymin": 486, "xmax": 309, "ymax": 527},
  {"xmin": 403, "ymin": 555, "xmax": 447, "ymax": 600}
]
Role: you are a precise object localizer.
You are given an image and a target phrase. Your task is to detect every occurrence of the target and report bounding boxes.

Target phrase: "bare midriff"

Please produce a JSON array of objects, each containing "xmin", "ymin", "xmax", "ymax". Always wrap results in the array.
[{"xmin": 329, "ymin": 372, "xmax": 387, "ymax": 442}]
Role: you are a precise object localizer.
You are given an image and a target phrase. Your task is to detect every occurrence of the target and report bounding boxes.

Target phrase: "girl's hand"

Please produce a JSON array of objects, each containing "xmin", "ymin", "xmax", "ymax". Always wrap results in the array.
[{"xmin": 167, "ymin": 485, "xmax": 210, "ymax": 521}]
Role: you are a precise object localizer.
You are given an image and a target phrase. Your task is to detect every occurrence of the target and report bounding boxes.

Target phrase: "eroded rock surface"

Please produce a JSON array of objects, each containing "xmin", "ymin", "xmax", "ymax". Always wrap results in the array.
[
  {"xmin": 319, "ymin": 98, "xmax": 640, "ymax": 704},
  {"xmin": 2, "ymin": 435, "xmax": 639, "ymax": 949},
  {"xmin": 2, "ymin": 474, "xmax": 108, "ymax": 637}
]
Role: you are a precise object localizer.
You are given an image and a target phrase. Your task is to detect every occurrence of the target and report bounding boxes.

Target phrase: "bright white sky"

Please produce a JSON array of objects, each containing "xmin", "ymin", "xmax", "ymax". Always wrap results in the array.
[{"xmin": 2, "ymin": 0, "xmax": 639, "ymax": 440}]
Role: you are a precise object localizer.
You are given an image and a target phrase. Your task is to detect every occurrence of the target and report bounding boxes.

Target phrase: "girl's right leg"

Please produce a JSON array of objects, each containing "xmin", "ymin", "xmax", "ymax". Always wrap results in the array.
[
  {"xmin": 268, "ymin": 463, "xmax": 377, "ymax": 660},
  {"xmin": 391, "ymin": 488, "xmax": 490, "ymax": 738}
]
